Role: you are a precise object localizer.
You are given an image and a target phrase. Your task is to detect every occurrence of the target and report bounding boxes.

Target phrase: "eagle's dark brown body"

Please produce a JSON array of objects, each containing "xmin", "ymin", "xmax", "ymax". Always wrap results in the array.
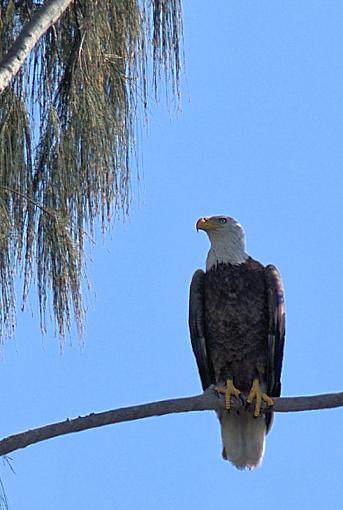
[{"xmin": 204, "ymin": 258, "xmax": 269, "ymax": 393}]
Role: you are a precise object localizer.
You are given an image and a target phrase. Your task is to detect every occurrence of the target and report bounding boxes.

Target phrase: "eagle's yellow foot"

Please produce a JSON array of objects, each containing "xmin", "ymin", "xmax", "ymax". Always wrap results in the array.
[
  {"xmin": 247, "ymin": 378, "xmax": 274, "ymax": 417},
  {"xmin": 216, "ymin": 379, "xmax": 241, "ymax": 410}
]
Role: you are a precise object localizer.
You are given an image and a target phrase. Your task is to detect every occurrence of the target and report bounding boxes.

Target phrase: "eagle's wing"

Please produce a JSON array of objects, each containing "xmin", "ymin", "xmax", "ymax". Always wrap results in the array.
[
  {"xmin": 189, "ymin": 269, "xmax": 214, "ymax": 390},
  {"xmin": 265, "ymin": 264, "xmax": 286, "ymax": 398}
]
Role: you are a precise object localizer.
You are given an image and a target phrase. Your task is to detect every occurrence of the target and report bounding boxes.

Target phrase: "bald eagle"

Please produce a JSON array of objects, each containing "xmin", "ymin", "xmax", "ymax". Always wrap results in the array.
[{"xmin": 189, "ymin": 216, "xmax": 285, "ymax": 469}]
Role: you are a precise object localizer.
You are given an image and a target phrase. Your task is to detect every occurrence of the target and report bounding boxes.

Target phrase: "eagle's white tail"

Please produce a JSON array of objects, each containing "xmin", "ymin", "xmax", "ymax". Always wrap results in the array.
[{"xmin": 218, "ymin": 409, "xmax": 266, "ymax": 469}]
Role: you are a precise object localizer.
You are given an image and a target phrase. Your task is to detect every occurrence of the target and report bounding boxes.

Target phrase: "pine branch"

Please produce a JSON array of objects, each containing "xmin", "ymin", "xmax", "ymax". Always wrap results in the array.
[
  {"xmin": 0, "ymin": 0, "xmax": 73, "ymax": 93},
  {"xmin": 0, "ymin": 388, "xmax": 342, "ymax": 457}
]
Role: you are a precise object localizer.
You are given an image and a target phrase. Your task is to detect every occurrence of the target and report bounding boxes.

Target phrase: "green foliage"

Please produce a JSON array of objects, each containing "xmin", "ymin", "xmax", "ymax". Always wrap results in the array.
[{"xmin": 0, "ymin": 0, "xmax": 182, "ymax": 339}]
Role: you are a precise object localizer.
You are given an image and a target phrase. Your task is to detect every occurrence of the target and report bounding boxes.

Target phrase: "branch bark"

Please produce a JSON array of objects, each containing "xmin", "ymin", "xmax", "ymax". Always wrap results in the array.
[
  {"xmin": 0, "ymin": 0, "xmax": 73, "ymax": 94},
  {"xmin": 0, "ymin": 389, "xmax": 342, "ymax": 457}
]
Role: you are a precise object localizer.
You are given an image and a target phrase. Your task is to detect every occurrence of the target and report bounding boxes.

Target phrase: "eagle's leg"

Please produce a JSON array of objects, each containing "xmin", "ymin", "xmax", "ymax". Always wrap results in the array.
[
  {"xmin": 216, "ymin": 379, "xmax": 241, "ymax": 411},
  {"xmin": 247, "ymin": 378, "xmax": 274, "ymax": 417}
]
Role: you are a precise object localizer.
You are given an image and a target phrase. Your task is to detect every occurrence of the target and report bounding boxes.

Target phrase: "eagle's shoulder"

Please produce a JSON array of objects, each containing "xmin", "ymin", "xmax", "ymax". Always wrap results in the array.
[{"xmin": 244, "ymin": 256, "xmax": 266, "ymax": 272}]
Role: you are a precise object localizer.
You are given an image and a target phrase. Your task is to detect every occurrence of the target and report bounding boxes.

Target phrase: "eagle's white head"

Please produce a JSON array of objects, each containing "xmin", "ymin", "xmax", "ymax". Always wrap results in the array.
[{"xmin": 196, "ymin": 215, "xmax": 249, "ymax": 270}]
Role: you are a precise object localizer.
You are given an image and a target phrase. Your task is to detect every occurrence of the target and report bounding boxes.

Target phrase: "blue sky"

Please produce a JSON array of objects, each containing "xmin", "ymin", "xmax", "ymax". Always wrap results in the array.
[{"xmin": 1, "ymin": 1, "xmax": 343, "ymax": 508}]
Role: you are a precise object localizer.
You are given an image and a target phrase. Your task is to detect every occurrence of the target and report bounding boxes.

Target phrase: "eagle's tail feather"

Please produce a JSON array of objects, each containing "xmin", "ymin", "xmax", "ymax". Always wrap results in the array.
[{"xmin": 218, "ymin": 409, "xmax": 266, "ymax": 470}]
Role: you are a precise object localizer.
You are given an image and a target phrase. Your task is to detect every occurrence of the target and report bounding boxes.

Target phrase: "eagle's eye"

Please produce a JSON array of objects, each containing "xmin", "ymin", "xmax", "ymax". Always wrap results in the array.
[{"xmin": 218, "ymin": 218, "xmax": 227, "ymax": 224}]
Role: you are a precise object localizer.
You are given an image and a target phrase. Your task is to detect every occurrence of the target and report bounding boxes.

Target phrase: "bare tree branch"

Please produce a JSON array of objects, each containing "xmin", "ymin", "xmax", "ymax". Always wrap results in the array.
[
  {"xmin": 0, "ymin": 0, "xmax": 73, "ymax": 93},
  {"xmin": 0, "ymin": 389, "xmax": 342, "ymax": 457}
]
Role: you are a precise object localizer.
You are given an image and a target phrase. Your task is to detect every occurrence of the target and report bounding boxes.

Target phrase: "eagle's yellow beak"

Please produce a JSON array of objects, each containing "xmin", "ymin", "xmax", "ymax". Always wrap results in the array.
[{"xmin": 196, "ymin": 217, "xmax": 217, "ymax": 232}]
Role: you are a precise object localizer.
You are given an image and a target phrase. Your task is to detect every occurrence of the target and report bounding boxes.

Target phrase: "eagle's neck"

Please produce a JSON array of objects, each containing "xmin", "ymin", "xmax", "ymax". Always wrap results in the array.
[{"xmin": 206, "ymin": 233, "xmax": 248, "ymax": 270}]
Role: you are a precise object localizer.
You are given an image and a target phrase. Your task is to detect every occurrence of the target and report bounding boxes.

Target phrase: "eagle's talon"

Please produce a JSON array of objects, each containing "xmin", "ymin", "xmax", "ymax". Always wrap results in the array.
[
  {"xmin": 247, "ymin": 378, "xmax": 274, "ymax": 417},
  {"xmin": 215, "ymin": 378, "xmax": 241, "ymax": 411}
]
